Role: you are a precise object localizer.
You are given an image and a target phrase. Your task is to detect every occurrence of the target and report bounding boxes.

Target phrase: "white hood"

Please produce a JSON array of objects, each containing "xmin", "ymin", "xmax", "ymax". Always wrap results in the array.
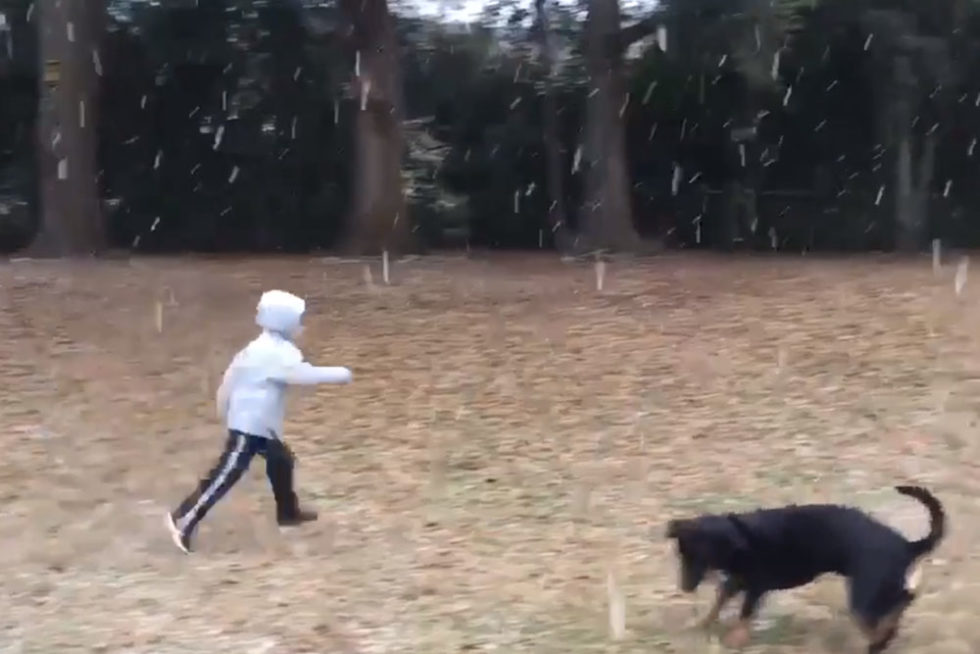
[{"xmin": 255, "ymin": 289, "xmax": 306, "ymax": 337}]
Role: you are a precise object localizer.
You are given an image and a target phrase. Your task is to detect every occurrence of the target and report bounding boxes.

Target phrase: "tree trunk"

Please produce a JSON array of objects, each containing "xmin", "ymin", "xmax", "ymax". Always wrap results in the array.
[
  {"xmin": 720, "ymin": 180, "xmax": 741, "ymax": 250},
  {"xmin": 891, "ymin": 53, "xmax": 934, "ymax": 253},
  {"xmin": 581, "ymin": 0, "xmax": 646, "ymax": 252},
  {"xmin": 915, "ymin": 134, "xmax": 936, "ymax": 222},
  {"xmin": 894, "ymin": 128, "xmax": 914, "ymax": 251},
  {"xmin": 533, "ymin": 0, "xmax": 573, "ymax": 253},
  {"xmin": 339, "ymin": 0, "xmax": 413, "ymax": 256},
  {"xmin": 894, "ymin": 129, "xmax": 935, "ymax": 252},
  {"xmin": 30, "ymin": 0, "xmax": 105, "ymax": 256}
]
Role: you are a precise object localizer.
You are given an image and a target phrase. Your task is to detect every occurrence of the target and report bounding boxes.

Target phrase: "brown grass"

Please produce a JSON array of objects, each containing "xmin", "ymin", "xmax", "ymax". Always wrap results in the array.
[{"xmin": 1, "ymin": 252, "xmax": 978, "ymax": 653}]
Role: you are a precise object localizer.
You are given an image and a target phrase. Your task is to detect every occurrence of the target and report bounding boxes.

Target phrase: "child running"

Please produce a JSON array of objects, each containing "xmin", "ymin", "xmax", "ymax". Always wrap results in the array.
[{"xmin": 166, "ymin": 289, "xmax": 352, "ymax": 553}]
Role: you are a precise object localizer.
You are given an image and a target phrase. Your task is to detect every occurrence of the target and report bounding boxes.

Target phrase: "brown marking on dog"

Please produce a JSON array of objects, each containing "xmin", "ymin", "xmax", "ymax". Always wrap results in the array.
[
  {"xmin": 699, "ymin": 583, "xmax": 739, "ymax": 629},
  {"xmin": 853, "ymin": 604, "xmax": 907, "ymax": 652}
]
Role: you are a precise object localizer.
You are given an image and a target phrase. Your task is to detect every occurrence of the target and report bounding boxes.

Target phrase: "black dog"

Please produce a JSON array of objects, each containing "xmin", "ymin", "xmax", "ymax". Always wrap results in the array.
[{"xmin": 666, "ymin": 485, "xmax": 945, "ymax": 652}]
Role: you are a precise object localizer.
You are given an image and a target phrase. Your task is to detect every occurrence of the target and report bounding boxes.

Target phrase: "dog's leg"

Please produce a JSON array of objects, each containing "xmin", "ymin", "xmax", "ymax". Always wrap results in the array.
[
  {"xmin": 699, "ymin": 577, "xmax": 740, "ymax": 630},
  {"xmin": 860, "ymin": 606, "xmax": 906, "ymax": 654},
  {"xmin": 850, "ymin": 579, "xmax": 912, "ymax": 654},
  {"xmin": 723, "ymin": 589, "xmax": 763, "ymax": 649},
  {"xmin": 867, "ymin": 625, "xmax": 898, "ymax": 654}
]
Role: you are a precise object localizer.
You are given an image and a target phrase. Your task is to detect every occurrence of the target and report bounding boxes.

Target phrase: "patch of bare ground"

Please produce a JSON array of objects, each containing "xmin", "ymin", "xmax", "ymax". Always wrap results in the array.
[{"xmin": 1, "ymin": 252, "xmax": 979, "ymax": 653}]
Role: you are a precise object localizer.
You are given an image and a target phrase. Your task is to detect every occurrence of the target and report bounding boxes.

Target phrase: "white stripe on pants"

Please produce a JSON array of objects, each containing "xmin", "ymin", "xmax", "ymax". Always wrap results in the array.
[{"xmin": 177, "ymin": 432, "xmax": 247, "ymax": 531}]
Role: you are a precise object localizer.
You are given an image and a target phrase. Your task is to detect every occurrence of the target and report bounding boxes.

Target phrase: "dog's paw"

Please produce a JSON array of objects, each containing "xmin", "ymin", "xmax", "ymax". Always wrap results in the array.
[{"xmin": 722, "ymin": 623, "xmax": 752, "ymax": 649}]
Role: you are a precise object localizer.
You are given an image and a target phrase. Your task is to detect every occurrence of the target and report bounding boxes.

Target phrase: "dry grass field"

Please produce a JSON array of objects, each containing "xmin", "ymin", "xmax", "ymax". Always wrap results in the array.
[{"xmin": 1, "ymin": 252, "xmax": 978, "ymax": 654}]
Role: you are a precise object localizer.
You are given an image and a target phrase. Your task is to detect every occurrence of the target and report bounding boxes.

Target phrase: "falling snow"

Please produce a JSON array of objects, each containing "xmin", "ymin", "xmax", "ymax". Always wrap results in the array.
[
  {"xmin": 4, "ymin": 9, "xmax": 976, "ymax": 276},
  {"xmin": 8, "ymin": 4, "xmax": 980, "ymax": 650},
  {"xmin": 956, "ymin": 257, "xmax": 969, "ymax": 296},
  {"xmin": 618, "ymin": 93, "xmax": 629, "ymax": 118}
]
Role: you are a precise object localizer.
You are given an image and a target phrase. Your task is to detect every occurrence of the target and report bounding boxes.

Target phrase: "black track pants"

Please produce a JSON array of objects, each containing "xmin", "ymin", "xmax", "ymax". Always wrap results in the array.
[{"xmin": 173, "ymin": 430, "xmax": 300, "ymax": 535}]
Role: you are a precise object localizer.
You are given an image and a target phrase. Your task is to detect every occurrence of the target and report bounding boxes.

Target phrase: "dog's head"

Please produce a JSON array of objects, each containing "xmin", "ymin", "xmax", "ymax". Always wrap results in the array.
[
  {"xmin": 666, "ymin": 514, "xmax": 755, "ymax": 593},
  {"xmin": 666, "ymin": 517, "xmax": 723, "ymax": 592}
]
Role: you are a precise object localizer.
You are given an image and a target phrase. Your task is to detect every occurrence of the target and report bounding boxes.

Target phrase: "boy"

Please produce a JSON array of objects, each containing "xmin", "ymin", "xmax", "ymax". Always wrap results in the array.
[{"xmin": 166, "ymin": 289, "xmax": 352, "ymax": 553}]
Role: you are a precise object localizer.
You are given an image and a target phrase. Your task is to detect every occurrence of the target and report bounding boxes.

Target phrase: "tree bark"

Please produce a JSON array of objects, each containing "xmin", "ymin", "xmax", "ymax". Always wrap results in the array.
[
  {"xmin": 533, "ymin": 0, "xmax": 573, "ymax": 253},
  {"xmin": 30, "ymin": 0, "xmax": 105, "ymax": 256},
  {"xmin": 891, "ymin": 54, "xmax": 935, "ymax": 252},
  {"xmin": 894, "ymin": 127, "xmax": 935, "ymax": 252},
  {"xmin": 339, "ymin": 0, "xmax": 413, "ymax": 255},
  {"xmin": 581, "ymin": 0, "xmax": 647, "ymax": 252}
]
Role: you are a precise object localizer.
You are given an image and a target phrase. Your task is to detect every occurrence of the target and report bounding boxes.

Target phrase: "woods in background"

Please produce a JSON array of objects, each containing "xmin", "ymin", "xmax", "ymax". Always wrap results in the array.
[{"xmin": 2, "ymin": 0, "xmax": 980, "ymax": 255}]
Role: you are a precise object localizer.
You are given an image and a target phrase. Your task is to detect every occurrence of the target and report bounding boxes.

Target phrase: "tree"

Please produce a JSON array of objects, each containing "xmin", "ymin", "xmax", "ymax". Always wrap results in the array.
[
  {"xmin": 720, "ymin": 0, "xmax": 802, "ymax": 249},
  {"xmin": 859, "ymin": 6, "xmax": 954, "ymax": 251},
  {"xmin": 580, "ymin": 0, "xmax": 648, "ymax": 252},
  {"xmin": 31, "ymin": 0, "xmax": 105, "ymax": 255},
  {"xmin": 654, "ymin": 0, "xmax": 808, "ymax": 249},
  {"xmin": 339, "ymin": 0, "xmax": 413, "ymax": 255},
  {"xmin": 532, "ymin": 0, "xmax": 574, "ymax": 252}
]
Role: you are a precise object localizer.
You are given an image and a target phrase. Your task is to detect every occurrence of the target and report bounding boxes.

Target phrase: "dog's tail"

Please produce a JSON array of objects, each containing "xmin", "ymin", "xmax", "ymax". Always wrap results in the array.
[{"xmin": 895, "ymin": 485, "xmax": 946, "ymax": 559}]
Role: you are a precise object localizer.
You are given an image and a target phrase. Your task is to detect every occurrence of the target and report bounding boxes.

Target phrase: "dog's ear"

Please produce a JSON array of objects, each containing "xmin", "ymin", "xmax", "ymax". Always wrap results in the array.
[{"xmin": 666, "ymin": 519, "xmax": 686, "ymax": 539}]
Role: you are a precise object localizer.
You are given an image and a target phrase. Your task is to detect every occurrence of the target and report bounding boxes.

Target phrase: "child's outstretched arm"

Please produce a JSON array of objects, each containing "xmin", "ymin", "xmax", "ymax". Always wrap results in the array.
[
  {"xmin": 267, "ymin": 345, "xmax": 352, "ymax": 386},
  {"xmin": 272, "ymin": 361, "xmax": 352, "ymax": 385}
]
